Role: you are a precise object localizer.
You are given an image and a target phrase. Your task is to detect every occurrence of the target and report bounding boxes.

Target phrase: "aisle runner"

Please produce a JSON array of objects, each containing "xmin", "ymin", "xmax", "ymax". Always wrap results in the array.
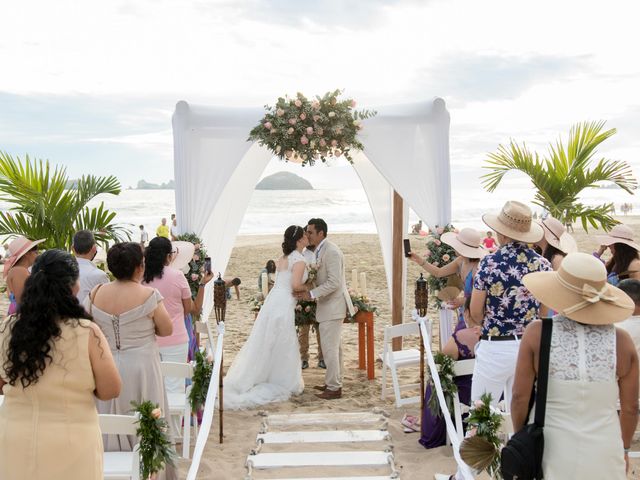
[
  {"xmin": 416, "ymin": 316, "xmax": 474, "ymax": 480},
  {"xmin": 186, "ymin": 322, "xmax": 225, "ymax": 480}
]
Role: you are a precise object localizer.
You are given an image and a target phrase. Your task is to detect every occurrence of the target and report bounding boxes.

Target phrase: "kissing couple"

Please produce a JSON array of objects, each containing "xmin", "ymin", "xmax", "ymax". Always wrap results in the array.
[{"xmin": 223, "ymin": 218, "xmax": 354, "ymax": 410}]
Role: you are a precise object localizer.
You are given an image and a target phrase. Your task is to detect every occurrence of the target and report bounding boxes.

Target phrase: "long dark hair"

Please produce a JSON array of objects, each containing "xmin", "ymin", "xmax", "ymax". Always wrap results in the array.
[
  {"xmin": 606, "ymin": 242, "xmax": 639, "ymax": 279},
  {"xmin": 282, "ymin": 225, "xmax": 304, "ymax": 255},
  {"xmin": 143, "ymin": 236, "xmax": 172, "ymax": 283},
  {"xmin": 543, "ymin": 244, "xmax": 564, "ymax": 264},
  {"xmin": 2, "ymin": 249, "xmax": 91, "ymax": 388}
]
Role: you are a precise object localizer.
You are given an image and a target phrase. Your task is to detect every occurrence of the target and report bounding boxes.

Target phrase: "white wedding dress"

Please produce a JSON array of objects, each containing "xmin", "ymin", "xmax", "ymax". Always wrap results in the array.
[{"xmin": 224, "ymin": 251, "xmax": 306, "ymax": 409}]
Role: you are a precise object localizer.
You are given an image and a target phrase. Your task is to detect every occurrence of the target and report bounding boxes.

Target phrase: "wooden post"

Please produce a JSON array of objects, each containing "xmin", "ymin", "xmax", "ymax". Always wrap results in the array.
[
  {"xmin": 392, "ymin": 190, "xmax": 404, "ymax": 351},
  {"xmin": 219, "ymin": 352, "xmax": 224, "ymax": 444}
]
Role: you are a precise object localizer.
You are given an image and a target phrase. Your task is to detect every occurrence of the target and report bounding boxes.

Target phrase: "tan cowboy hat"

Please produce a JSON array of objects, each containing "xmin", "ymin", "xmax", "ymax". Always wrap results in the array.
[
  {"xmin": 522, "ymin": 252, "xmax": 634, "ymax": 324},
  {"xmin": 539, "ymin": 216, "xmax": 578, "ymax": 254},
  {"xmin": 2, "ymin": 236, "xmax": 46, "ymax": 279},
  {"xmin": 595, "ymin": 224, "xmax": 640, "ymax": 251},
  {"xmin": 482, "ymin": 200, "xmax": 543, "ymax": 244},
  {"xmin": 441, "ymin": 228, "xmax": 487, "ymax": 259},
  {"xmin": 170, "ymin": 241, "xmax": 196, "ymax": 272}
]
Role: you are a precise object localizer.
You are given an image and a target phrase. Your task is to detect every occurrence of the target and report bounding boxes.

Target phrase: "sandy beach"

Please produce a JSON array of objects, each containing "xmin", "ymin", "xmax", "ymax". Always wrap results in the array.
[{"xmin": 3, "ymin": 217, "xmax": 640, "ymax": 479}]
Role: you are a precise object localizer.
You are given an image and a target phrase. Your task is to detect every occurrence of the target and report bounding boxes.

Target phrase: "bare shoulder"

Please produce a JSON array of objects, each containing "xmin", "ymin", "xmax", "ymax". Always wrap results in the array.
[
  {"xmin": 616, "ymin": 326, "xmax": 635, "ymax": 351},
  {"xmin": 522, "ymin": 319, "xmax": 543, "ymax": 343}
]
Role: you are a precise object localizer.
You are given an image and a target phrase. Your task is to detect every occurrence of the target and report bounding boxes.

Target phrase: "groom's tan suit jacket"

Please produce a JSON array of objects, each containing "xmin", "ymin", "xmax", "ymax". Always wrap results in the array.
[{"xmin": 310, "ymin": 240, "xmax": 355, "ymax": 322}]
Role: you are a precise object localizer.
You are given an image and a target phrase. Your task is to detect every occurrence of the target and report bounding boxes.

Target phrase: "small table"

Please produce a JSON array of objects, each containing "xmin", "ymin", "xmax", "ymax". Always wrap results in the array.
[{"xmin": 355, "ymin": 311, "xmax": 375, "ymax": 380}]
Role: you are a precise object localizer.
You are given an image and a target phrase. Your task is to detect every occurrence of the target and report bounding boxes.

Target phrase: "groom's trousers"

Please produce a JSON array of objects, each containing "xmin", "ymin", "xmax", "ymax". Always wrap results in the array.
[{"xmin": 319, "ymin": 318, "xmax": 343, "ymax": 391}]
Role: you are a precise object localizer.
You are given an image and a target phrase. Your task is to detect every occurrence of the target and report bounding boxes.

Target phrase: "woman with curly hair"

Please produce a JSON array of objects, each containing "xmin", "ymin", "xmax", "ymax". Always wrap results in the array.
[{"xmin": 0, "ymin": 249, "xmax": 121, "ymax": 480}]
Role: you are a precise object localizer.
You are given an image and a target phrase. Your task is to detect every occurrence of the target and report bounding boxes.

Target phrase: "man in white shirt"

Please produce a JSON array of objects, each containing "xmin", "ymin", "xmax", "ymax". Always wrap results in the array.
[
  {"xmin": 170, "ymin": 213, "xmax": 179, "ymax": 241},
  {"xmin": 617, "ymin": 279, "xmax": 640, "ymax": 369},
  {"xmin": 73, "ymin": 230, "xmax": 109, "ymax": 304},
  {"xmin": 139, "ymin": 224, "xmax": 149, "ymax": 248}
]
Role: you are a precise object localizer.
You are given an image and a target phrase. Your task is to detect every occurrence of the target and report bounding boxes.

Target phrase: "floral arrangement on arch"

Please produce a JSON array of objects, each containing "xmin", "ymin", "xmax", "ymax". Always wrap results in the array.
[
  {"xmin": 176, "ymin": 233, "xmax": 208, "ymax": 298},
  {"xmin": 427, "ymin": 352, "xmax": 458, "ymax": 418},
  {"xmin": 248, "ymin": 89, "xmax": 376, "ymax": 166},
  {"xmin": 459, "ymin": 393, "xmax": 504, "ymax": 479},
  {"xmin": 423, "ymin": 224, "xmax": 457, "ymax": 309},
  {"xmin": 131, "ymin": 400, "xmax": 175, "ymax": 479}
]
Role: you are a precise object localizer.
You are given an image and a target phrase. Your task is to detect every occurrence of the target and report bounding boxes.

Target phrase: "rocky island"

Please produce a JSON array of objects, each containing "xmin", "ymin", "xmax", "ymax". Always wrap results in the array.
[{"xmin": 256, "ymin": 172, "xmax": 313, "ymax": 190}]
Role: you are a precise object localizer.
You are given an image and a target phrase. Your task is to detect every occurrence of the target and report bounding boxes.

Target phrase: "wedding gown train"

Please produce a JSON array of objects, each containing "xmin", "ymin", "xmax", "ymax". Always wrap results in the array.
[{"xmin": 223, "ymin": 251, "xmax": 306, "ymax": 409}]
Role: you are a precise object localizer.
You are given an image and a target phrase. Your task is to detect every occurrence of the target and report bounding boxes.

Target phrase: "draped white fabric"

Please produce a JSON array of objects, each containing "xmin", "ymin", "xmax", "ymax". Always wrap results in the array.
[{"xmin": 173, "ymin": 99, "xmax": 451, "ymax": 319}]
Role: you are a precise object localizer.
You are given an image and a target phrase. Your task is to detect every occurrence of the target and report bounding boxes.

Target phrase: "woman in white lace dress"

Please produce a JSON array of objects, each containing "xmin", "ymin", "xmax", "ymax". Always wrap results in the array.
[
  {"xmin": 224, "ymin": 225, "xmax": 308, "ymax": 409},
  {"xmin": 512, "ymin": 252, "xmax": 638, "ymax": 479}
]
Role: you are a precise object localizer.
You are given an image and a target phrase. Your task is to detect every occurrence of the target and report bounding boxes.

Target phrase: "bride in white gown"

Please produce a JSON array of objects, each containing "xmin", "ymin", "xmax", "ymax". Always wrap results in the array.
[{"xmin": 224, "ymin": 225, "xmax": 308, "ymax": 409}]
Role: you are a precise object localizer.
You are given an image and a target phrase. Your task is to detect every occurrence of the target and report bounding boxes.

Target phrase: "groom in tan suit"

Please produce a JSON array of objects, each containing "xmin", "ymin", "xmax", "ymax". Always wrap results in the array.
[{"xmin": 301, "ymin": 218, "xmax": 354, "ymax": 399}]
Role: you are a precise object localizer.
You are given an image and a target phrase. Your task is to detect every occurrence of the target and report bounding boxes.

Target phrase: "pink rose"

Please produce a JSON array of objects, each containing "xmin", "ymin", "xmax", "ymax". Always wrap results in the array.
[
  {"xmin": 300, "ymin": 113, "xmax": 306, "ymax": 120},
  {"xmin": 319, "ymin": 138, "xmax": 327, "ymax": 147},
  {"xmin": 311, "ymin": 100, "xmax": 320, "ymax": 110},
  {"xmin": 331, "ymin": 139, "xmax": 338, "ymax": 147},
  {"xmin": 285, "ymin": 150, "xmax": 293, "ymax": 158},
  {"xmin": 305, "ymin": 306, "xmax": 311, "ymax": 312},
  {"xmin": 193, "ymin": 254, "xmax": 200, "ymax": 261},
  {"xmin": 287, "ymin": 127, "xmax": 294, "ymax": 134},
  {"xmin": 334, "ymin": 149, "xmax": 342, "ymax": 157},
  {"xmin": 276, "ymin": 108, "xmax": 285, "ymax": 117},
  {"xmin": 434, "ymin": 239, "xmax": 441, "ymax": 246},
  {"xmin": 289, "ymin": 118, "xmax": 297, "ymax": 125},
  {"xmin": 474, "ymin": 400, "xmax": 484, "ymax": 409},
  {"xmin": 467, "ymin": 427, "xmax": 477, "ymax": 437},
  {"xmin": 328, "ymin": 111, "xmax": 336, "ymax": 118},
  {"xmin": 151, "ymin": 408, "xmax": 162, "ymax": 419},
  {"xmin": 424, "ymin": 249, "xmax": 431, "ymax": 257},
  {"xmin": 296, "ymin": 305, "xmax": 302, "ymax": 311},
  {"xmin": 194, "ymin": 244, "xmax": 201, "ymax": 250},
  {"xmin": 316, "ymin": 127, "xmax": 324, "ymax": 135},
  {"xmin": 264, "ymin": 121, "xmax": 272, "ymax": 130},
  {"xmin": 442, "ymin": 254, "xmax": 450, "ymax": 262},
  {"xmin": 191, "ymin": 273, "xmax": 199, "ymax": 281},
  {"xmin": 351, "ymin": 100, "xmax": 357, "ymax": 108},
  {"xmin": 306, "ymin": 126, "xmax": 313, "ymax": 135},
  {"xmin": 206, "ymin": 353, "xmax": 214, "ymax": 364},
  {"xmin": 300, "ymin": 136, "xmax": 309, "ymax": 145},
  {"xmin": 294, "ymin": 99, "xmax": 302, "ymax": 107},
  {"xmin": 313, "ymin": 115, "xmax": 320, "ymax": 122},
  {"xmin": 436, "ymin": 226, "xmax": 445, "ymax": 235}
]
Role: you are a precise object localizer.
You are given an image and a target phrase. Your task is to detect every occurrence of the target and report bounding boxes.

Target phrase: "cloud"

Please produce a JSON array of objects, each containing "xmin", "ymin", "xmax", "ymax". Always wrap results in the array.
[{"xmin": 416, "ymin": 53, "xmax": 591, "ymax": 105}]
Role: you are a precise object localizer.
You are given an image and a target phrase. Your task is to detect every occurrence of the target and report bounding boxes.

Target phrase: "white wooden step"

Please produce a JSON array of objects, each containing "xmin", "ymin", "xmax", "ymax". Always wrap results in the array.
[
  {"xmin": 265, "ymin": 412, "xmax": 385, "ymax": 427},
  {"xmin": 257, "ymin": 429, "xmax": 390, "ymax": 444},
  {"xmin": 247, "ymin": 451, "xmax": 392, "ymax": 469},
  {"xmin": 268, "ymin": 477, "xmax": 397, "ymax": 480}
]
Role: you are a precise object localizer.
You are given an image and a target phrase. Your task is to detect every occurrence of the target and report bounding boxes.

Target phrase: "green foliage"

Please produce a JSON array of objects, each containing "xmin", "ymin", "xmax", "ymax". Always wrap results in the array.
[
  {"xmin": 427, "ymin": 352, "xmax": 458, "ymax": 418},
  {"xmin": 176, "ymin": 232, "xmax": 208, "ymax": 298},
  {"xmin": 295, "ymin": 300, "xmax": 317, "ymax": 327},
  {"xmin": 423, "ymin": 224, "xmax": 458, "ymax": 308},
  {"xmin": 482, "ymin": 121, "xmax": 637, "ymax": 231},
  {"xmin": 462, "ymin": 393, "xmax": 504, "ymax": 478},
  {"xmin": 189, "ymin": 349, "xmax": 213, "ymax": 413},
  {"xmin": 131, "ymin": 400, "xmax": 175, "ymax": 479},
  {"xmin": 0, "ymin": 151, "xmax": 130, "ymax": 249},
  {"xmin": 248, "ymin": 89, "xmax": 376, "ymax": 166}
]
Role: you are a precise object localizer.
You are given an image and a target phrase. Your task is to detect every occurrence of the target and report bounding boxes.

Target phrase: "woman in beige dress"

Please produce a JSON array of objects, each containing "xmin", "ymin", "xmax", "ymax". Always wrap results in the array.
[
  {"xmin": 0, "ymin": 249, "xmax": 121, "ymax": 480},
  {"xmin": 84, "ymin": 242, "xmax": 172, "ymax": 451},
  {"xmin": 513, "ymin": 252, "xmax": 639, "ymax": 478}
]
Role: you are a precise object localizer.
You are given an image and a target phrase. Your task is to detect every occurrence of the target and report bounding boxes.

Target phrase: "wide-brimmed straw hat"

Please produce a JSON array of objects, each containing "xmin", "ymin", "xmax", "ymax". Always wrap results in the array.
[
  {"xmin": 594, "ymin": 224, "xmax": 640, "ymax": 252},
  {"xmin": 2, "ymin": 236, "xmax": 46, "ymax": 279},
  {"xmin": 441, "ymin": 228, "xmax": 487, "ymax": 259},
  {"xmin": 482, "ymin": 200, "xmax": 543, "ymax": 244},
  {"xmin": 539, "ymin": 216, "xmax": 577, "ymax": 254},
  {"xmin": 522, "ymin": 252, "xmax": 634, "ymax": 324},
  {"xmin": 170, "ymin": 241, "xmax": 196, "ymax": 272}
]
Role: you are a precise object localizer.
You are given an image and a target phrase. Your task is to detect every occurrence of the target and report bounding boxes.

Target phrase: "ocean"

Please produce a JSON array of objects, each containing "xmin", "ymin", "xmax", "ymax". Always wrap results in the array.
[
  {"xmin": 65, "ymin": 186, "xmax": 638, "ymax": 238},
  {"xmin": 1, "ymin": 186, "xmax": 635, "ymax": 239}
]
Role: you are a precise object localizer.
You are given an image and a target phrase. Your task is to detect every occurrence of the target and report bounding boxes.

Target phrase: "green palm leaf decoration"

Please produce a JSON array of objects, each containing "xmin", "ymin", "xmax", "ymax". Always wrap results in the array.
[
  {"xmin": 482, "ymin": 121, "xmax": 637, "ymax": 231},
  {"xmin": 0, "ymin": 151, "xmax": 131, "ymax": 249}
]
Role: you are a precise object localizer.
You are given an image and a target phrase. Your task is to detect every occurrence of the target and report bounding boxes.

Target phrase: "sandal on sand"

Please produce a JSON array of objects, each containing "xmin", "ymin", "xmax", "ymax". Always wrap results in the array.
[{"xmin": 401, "ymin": 414, "xmax": 420, "ymax": 432}]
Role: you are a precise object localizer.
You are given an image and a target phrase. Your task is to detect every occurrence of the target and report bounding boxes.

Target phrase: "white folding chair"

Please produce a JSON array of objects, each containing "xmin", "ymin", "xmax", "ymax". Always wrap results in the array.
[
  {"xmin": 379, "ymin": 322, "xmax": 422, "ymax": 407},
  {"xmin": 160, "ymin": 361, "xmax": 195, "ymax": 459},
  {"xmin": 99, "ymin": 414, "xmax": 140, "ymax": 480}
]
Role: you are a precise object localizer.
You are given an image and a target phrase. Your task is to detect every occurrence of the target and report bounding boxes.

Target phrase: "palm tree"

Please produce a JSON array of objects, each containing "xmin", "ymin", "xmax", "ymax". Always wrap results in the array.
[
  {"xmin": 0, "ymin": 151, "xmax": 131, "ymax": 250},
  {"xmin": 482, "ymin": 121, "xmax": 637, "ymax": 231}
]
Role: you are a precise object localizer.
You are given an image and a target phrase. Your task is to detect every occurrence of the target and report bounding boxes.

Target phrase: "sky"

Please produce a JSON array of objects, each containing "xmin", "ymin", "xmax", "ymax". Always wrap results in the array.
[{"xmin": 1, "ymin": 0, "xmax": 639, "ymax": 190}]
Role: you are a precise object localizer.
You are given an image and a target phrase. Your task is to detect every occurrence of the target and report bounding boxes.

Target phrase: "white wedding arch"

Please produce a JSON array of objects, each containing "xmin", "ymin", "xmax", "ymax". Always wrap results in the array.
[{"xmin": 172, "ymin": 98, "xmax": 452, "ymax": 320}]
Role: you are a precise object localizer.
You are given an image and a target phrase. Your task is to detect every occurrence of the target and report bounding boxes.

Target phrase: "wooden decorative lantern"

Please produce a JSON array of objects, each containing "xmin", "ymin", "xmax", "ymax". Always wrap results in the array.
[{"xmin": 213, "ymin": 273, "xmax": 227, "ymax": 443}]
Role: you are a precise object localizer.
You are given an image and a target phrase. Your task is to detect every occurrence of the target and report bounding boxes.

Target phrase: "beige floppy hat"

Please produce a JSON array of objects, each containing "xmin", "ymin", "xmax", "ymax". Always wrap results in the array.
[
  {"xmin": 441, "ymin": 228, "xmax": 487, "ymax": 259},
  {"xmin": 539, "ymin": 216, "xmax": 578, "ymax": 254},
  {"xmin": 522, "ymin": 252, "xmax": 634, "ymax": 324},
  {"xmin": 482, "ymin": 200, "xmax": 543, "ymax": 244},
  {"xmin": 170, "ymin": 241, "xmax": 196, "ymax": 272},
  {"xmin": 595, "ymin": 224, "xmax": 640, "ymax": 252}
]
